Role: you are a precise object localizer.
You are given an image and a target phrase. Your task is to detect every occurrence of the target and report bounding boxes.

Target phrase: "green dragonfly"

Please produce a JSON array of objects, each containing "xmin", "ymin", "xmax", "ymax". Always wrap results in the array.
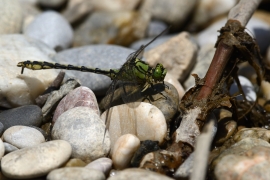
[{"xmin": 17, "ymin": 30, "xmax": 168, "ymax": 139}]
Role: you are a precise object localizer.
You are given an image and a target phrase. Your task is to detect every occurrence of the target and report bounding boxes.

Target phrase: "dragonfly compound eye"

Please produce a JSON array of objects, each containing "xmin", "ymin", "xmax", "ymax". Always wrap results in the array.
[{"xmin": 153, "ymin": 63, "xmax": 167, "ymax": 81}]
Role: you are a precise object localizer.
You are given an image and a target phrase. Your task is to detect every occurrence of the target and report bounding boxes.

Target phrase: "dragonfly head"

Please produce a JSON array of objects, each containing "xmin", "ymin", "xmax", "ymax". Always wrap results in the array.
[{"xmin": 152, "ymin": 63, "xmax": 167, "ymax": 82}]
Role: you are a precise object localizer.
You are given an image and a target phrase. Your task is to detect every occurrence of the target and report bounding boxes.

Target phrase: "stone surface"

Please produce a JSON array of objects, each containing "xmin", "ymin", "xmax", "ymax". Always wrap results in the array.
[
  {"xmin": 146, "ymin": 20, "xmax": 168, "ymax": 38},
  {"xmin": 112, "ymin": 134, "xmax": 140, "ymax": 169},
  {"xmin": 0, "ymin": 0, "xmax": 23, "ymax": 34},
  {"xmin": 184, "ymin": 44, "xmax": 215, "ymax": 89},
  {"xmin": 191, "ymin": 0, "xmax": 237, "ymax": 28},
  {"xmin": 0, "ymin": 105, "xmax": 42, "ymax": 131},
  {"xmin": 145, "ymin": 32, "xmax": 198, "ymax": 82},
  {"xmin": 0, "ymin": 122, "xmax": 4, "ymax": 135},
  {"xmin": 101, "ymin": 102, "xmax": 167, "ymax": 150},
  {"xmin": 197, "ymin": 17, "xmax": 270, "ymax": 54},
  {"xmin": 52, "ymin": 107, "xmax": 110, "ymax": 163},
  {"xmin": 0, "ymin": 138, "xmax": 4, "ymax": 159},
  {"xmin": 3, "ymin": 142, "xmax": 19, "ymax": 154},
  {"xmin": 47, "ymin": 167, "xmax": 105, "ymax": 180},
  {"xmin": 140, "ymin": 0, "xmax": 197, "ymax": 29},
  {"xmin": 230, "ymin": 76, "xmax": 256, "ymax": 101},
  {"xmin": 86, "ymin": 157, "xmax": 112, "ymax": 175},
  {"xmin": 53, "ymin": 86, "xmax": 99, "ymax": 124},
  {"xmin": 261, "ymin": 80, "xmax": 270, "ymax": 101},
  {"xmin": 1, "ymin": 140, "xmax": 72, "ymax": 179},
  {"xmin": 0, "ymin": 34, "xmax": 58, "ymax": 108},
  {"xmin": 24, "ymin": 11, "xmax": 73, "ymax": 51},
  {"xmin": 73, "ymin": 11, "xmax": 150, "ymax": 47},
  {"xmin": 52, "ymin": 45, "xmax": 134, "ymax": 95},
  {"xmin": 108, "ymin": 168, "xmax": 173, "ymax": 180},
  {"xmin": 214, "ymin": 146, "xmax": 270, "ymax": 180},
  {"xmin": 3, "ymin": 125, "xmax": 45, "ymax": 149}
]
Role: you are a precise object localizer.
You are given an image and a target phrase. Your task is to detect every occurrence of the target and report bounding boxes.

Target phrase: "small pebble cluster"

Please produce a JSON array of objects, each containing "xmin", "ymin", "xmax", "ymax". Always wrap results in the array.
[{"xmin": 1, "ymin": 0, "xmax": 270, "ymax": 180}]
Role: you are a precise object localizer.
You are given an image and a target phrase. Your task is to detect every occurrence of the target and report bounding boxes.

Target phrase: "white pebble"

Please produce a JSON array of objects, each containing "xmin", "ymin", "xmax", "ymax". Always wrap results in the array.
[
  {"xmin": 52, "ymin": 107, "xmax": 110, "ymax": 163},
  {"xmin": 47, "ymin": 167, "xmax": 105, "ymax": 180},
  {"xmin": 0, "ymin": 138, "xmax": 4, "ymax": 158},
  {"xmin": 86, "ymin": 157, "xmax": 112, "ymax": 175},
  {"xmin": 230, "ymin": 76, "xmax": 256, "ymax": 101},
  {"xmin": 112, "ymin": 134, "xmax": 140, "ymax": 170},
  {"xmin": 101, "ymin": 102, "xmax": 167, "ymax": 149},
  {"xmin": 1, "ymin": 140, "xmax": 72, "ymax": 179},
  {"xmin": 3, "ymin": 125, "xmax": 45, "ymax": 148}
]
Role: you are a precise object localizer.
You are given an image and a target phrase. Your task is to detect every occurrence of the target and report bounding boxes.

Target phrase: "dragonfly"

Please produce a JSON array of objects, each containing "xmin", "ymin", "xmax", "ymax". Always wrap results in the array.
[{"xmin": 17, "ymin": 29, "xmax": 168, "ymax": 142}]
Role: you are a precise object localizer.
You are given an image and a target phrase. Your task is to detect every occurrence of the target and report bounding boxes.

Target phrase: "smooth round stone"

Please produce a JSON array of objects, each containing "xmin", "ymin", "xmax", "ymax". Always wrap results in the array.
[
  {"xmin": 86, "ymin": 157, "xmax": 112, "ymax": 175},
  {"xmin": 230, "ymin": 75, "xmax": 256, "ymax": 101},
  {"xmin": 0, "ymin": 0, "xmax": 23, "ymax": 34},
  {"xmin": 214, "ymin": 146, "xmax": 270, "ymax": 180},
  {"xmin": 0, "ymin": 105, "xmax": 43, "ymax": 131},
  {"xmin": 52, "ymin": 107, "xmax": 110, "ymax": 163},
  {"xmin": 24, "ymin": 11, "xmax": 73, "ymax": 51},
  {"xmin": 3, "ymin": 125, "xmax": 45, "ymax": 149},
  {"xmin": 0, "ymin": 34, "xmax": 58, "ymax": 108},
  {"xmin": 261, "ymin": 80, "xmax": 270, "ymax": 101},
  {"xmin": 73, "ymin": 11, "xmax": 149, "ymax": 46},
  {"xmin": 0, "ymin": 138, "xmax": 4, "ymax": 158},
  {"xmin": 1, "ymin": 140, "xmax": 72, "ymax": 179},
  {"xmin": 47, "ymin": 167, "xmax": 105, "ymax": 180},
  {"xmin": 146, "ymin": 20, "xmax": 168, "ymax": 38},
  {"xmin": 3, "ymin": 142, "xmax": 19, "ymax": 154},
  {"xmin": 112, "ymin": 134, "xmax": 140, "ymax": 169},
  {"xmin": 108, "ymin": 168, "xmax": 173, "ymax": 180},
  {"xmin": 101, "ymin": 102, "xmax": 167, "ymax": 150},
  {"xmin": 52, "ymin": 45, "xmax": 134, "ymax": 95},
  {"xmin": 53, "ymin": 86, "xmax": 99, "ymax": 124}
]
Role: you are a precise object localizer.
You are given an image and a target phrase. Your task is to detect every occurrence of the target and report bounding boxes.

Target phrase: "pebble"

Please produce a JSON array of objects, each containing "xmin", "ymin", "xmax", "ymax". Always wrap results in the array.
[
  {"xmin": 0, "ymin": 0, "xmax": 23, "ymax": 34},
  {"xmin": 52, "ymin": 45, "xmax": 134, "ymax": 95},
  {"xmin": 63, "ymin": 158, "xmax": 86, "ymax": 167},
  {"xmin": 229, "ymin": 75, "xmax": 257, "ymax": 101},
  {"xmin": 24, "ymin": 11, "xmax": 73, "ymax": 51},
  {"xmin": 52, "ymin": 107, "xmax": 110, "ymax": 163},
  {"xmin": 0, "ymin": 105, "xmax": 42, "ymax": 131},
  {"xmin": 184, "ymin": 44, "xmax": 215, "ymax": 88},
  {"xmin": 164, "ymin": 73, "xmax": 185, "ymax": 101},
  {"xmin": 112, "ymin": 134, "xmax": 140, "ymax": 169},
  {"xmin": 261, "ymin": 80, "xmax": 270, "ymax": 101},
  {"xmin": 1, "ymin": 140, "xmax": 72, "ymax": 179},
  {"xmin": 73, "ymin": 11, "xmax": 149, "ymax": 47},
  {"xmin": 146, "ymin": 20, "xmax": 168, "ymax": 38},
  {"xmin": 86, "ymin": 157, "xmax": 112, "ymax": 175},
  {"xmin": 0, "ymin": 138, "xmax": 4, "ymax": 159},
  {"xmin": 191, "ymin": 0, "xmax": 237, "ymax": 28},
  {"xmin": 53, "ymin": 86, "xmax": 99, "ymax": 124},
  {"xmin": 145, "ymin": 32, "xmax": 198, "ymax": 82},
  {"xmin": 42, "ymin": 78, "xmax": 80, "ymax": 123},
  {"xmin": 0, "ymin": 34, "xmax": 58, "ymax": 108},
  {"xmin": 214, "ymin": 146, "xmax": 270, "ymax": 180},
  {"xmin": 92, "ymin": 0, "xmax": 140, "ymax": 11},
  {"xmin": 47, "ymin": 167, "xmax": 105, "ymax": 180},
  {"xmin": 140, "ymin": 0, "xmax": 197, "ymax": 29},
  {"xmin": 197, "ymin": 17, "xmax": 270, "ymax": 53},
  {"xmin": 3, "ymin": 142, "xmax": 19, "ymax": 154},
  {"xmin": 101, "ymin": 102, "xmax": 167, "ymax": 150},
  {"xmin": 3, "ymin": 125, "xmax": 45, "ymax": 149},
  {"xmin": 108, "ymin": 168, "xmax": 174, "ymax": 180}
]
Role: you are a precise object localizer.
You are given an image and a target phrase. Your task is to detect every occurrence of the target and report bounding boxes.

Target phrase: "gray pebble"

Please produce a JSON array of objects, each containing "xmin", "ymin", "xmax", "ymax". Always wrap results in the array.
[
  {"xmin": 24, "ymin": 11, "xmax": 73, "ymax": 51},
  {"xmin": 86, "ymin": 157, "xmax": 112, "ymax": 175},
  {"xmin": 3, "ymin": 125, "xmax": 45, "ymax": 148},
  {"xmin": 3, "ymin": 142, "xmax": 19, "ymax": 154},
  {"xmin": 52, "ymin": 45, "xmax": 134, "ymax": 95},
  {"xmin": 0, "ymin": 138, "xmax": 4, "ymax": 158},
  {"xmin": 0, "ymin": 122, "xmax": 4, "ymax": 135},
  {"xmin": 1, "ymin": 140, "xmax": 72, "ymax": 179},
  {"xmin": 52, "ymin": 107, "xmax": 110, "ymax": 163},
  {"xmin": 0, "ymin": 105, "xmax": 43, "ymax": 131},
  {"xmin": 47, "ymin": 167, "xmax": 105, "ymax": 180}
]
